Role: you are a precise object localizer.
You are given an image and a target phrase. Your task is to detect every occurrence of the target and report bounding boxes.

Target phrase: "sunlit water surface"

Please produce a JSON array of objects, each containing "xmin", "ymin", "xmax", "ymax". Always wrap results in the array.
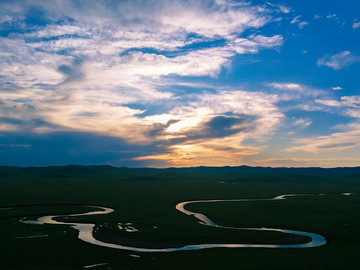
[{"xmin": 9, "ymin": 193, "xmax": 335, "ymax": 251}]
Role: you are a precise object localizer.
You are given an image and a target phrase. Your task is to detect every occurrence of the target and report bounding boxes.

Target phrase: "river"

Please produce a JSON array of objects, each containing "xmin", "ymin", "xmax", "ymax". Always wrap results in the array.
[{"xmin": 12, "ymin": 193, "xmax": 332, "ymax": 252}]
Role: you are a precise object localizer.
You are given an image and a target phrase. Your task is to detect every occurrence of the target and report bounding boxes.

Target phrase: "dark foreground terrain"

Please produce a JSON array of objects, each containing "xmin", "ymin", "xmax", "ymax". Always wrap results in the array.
[{"xmin": 0, "ymin": 165, "xmax": 359, "ymax": 269}]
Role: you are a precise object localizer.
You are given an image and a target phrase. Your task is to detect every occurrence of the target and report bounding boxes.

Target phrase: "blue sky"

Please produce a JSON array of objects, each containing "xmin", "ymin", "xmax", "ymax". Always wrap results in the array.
[{"xmin": 1, "ymin": 0, "xmax": 360, "ymax": 168}]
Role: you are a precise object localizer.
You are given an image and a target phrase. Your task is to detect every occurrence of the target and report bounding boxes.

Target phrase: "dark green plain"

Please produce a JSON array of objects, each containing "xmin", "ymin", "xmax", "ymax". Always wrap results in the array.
[{"xmin": 0, "ymin": 165, "xmax": 359, "ymax": 269}]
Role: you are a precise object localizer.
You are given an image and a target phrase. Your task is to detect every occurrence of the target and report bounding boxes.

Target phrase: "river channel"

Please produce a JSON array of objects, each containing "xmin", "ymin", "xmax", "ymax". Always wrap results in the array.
[{"xmin": 16, "ymin": 194, "xmax": 328, "ymax": 252}]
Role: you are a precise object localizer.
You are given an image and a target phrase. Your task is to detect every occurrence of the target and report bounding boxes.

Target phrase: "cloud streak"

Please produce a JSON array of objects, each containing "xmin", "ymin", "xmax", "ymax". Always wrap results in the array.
[
  {"xmin": 285, "ymin": 124, "xmax": 360, "ymax": 153},
  {"xmin": 285, "ymin": 95, "xmax": 360, "ymax": 153},
  {"xmin": 317, "ymin": 51, "xmax": 360, "ymax": 70}
]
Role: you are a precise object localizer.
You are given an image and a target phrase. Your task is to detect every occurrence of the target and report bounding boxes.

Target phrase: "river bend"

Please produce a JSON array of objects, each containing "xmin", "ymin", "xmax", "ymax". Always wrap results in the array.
[{"xmin": 14, "ymin": 194, "xmax": 330, "ymax": 252}]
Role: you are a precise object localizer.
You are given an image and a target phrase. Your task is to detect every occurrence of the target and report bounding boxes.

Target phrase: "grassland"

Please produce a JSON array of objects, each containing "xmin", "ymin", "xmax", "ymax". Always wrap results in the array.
[{"xmin": 0, "ymin": 165, "xmax": 359, "ymax": 269}]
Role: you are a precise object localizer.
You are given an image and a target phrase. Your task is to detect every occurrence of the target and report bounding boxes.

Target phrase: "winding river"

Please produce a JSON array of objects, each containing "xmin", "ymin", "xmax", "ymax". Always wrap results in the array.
[{"xmin": 12, "ymin": 194, "xmax": 332, "ymax": 252}]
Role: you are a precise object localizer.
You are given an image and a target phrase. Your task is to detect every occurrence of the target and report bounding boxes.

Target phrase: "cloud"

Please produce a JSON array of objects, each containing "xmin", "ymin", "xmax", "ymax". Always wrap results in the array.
[
  {"xmin": 1, "ymin": 0, "xmax": 269, "ymax": 40},
  {"xmin": 136, "ymin": 90, "xmax": 283, "ymax": 166},
  {"xmin": 291, "ymin": 15, "xmax": 301, "ymax": 24},
  {"xmin": 0, "ymin": 143, "xmax": 31, "ymax": 148},
  {"xmin": 317, "ymin": 51, "xmax": 360, "ymax": 70},
  {"xmin": 332, "ymin": 86, "xmax": 342, "ymax": 91},
  {"xmin": 292, "ymin": 118, "xmax": 312, "ymax": 129},
  {"xmin": 326, "ymin": 14, "xmax": 337, "ymax": 19},
  {"xmin": 297, "ymin": 21, "xmax": 309, "ymax": 29},
  {"xmin": 268, "ymin": 82, "xmax": 327, "ymax": 101},
  {"xmin": 57, "ymin": 57, "xmax": 85, "ymax": 84},
  {"xmin": 0, "ymin": 0, "xmax": 289, "ymax": 166},
  {"xmin": 198, "ymin": 115, "xmax": 251, "ymax": 138},
  {"xmin": 157, "ymin": 1, "xmax": 268, "ymax": 38},
  {"xmin": 286, "ymin": 96, "xmax": 360, "ymax": 153},
  {"xmin": 0, "ymin": 84, "xmax": 283, "ymax": 165},
  {"xmin": 291, "ymin": 15, "xmax": 308, "ymax": 29},
  {"xmin": 134, "ymin": 139, "xmax": 260, "ymax": 167},
  {"xmin": 0, "ymin": 123, "xmax": 19, "ymax": 132},
  {"xmin": 353, "ymin": 22, "xmax": 360, "ymax": 29},
  {"xmin": 0, "ymin": 0, "xmax": 284, "ymax": 102},
  {"xmin": 269, "ymin": 83, "xmax": 301, "ymax": 90},
  {"xmin": 253, "ymin": 157, "xmax": 360, "ymax": 168},
  {"xmin": 315, "ymin": 95, "xmax": 360, "ymax": 110},
  {"xmin": 314, "ymin": 99, "xmax": 343, "ymax": 107},
  {"xmin": 0, "ymin": 130, "xmax": 159, "ymax": 167},
  {"xmin": 341, "ymin": 96, "xmax": 360, "ymax": 107},
  {"xmin": 265, "ymin": 2, "xmax": 291, "ymax": 14},
  {"xmin": 285, "ymin": 124, "xmax": 360, "ymax": 153}
]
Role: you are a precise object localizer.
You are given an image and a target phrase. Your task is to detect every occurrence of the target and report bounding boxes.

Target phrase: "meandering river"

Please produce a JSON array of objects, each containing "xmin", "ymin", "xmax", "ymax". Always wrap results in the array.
[{"xmin": 13, "ymin": 193, "xmax": 332, "ymax": 252}]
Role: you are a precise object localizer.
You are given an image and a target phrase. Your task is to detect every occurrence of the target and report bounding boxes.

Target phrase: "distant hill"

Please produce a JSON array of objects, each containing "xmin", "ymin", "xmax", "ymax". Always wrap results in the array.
[{"xmin": 1, "ymin": 164, "xmax": 359, "ymax": 183}]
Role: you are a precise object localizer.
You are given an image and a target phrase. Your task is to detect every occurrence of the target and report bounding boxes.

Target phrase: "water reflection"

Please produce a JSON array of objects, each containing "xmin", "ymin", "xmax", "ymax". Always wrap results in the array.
[
  {"xmin": 17, "ymin": 194, "xmax": 329, "ymax": 252},
  {"xmin": 176, "ymin": 194, "xmax": 326, "ymax": 249}
]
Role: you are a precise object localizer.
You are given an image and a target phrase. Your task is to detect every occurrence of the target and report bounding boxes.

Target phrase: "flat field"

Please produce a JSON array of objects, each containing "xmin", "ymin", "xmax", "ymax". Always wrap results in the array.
[{"xmin": 0, "ymin": 165, "xmax": 359, "ymax": 269}]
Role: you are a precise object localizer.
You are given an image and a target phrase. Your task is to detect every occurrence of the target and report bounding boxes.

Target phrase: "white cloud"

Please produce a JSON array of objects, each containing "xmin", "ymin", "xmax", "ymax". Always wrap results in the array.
[
  {"xmin": 341, "ymin": 96, "xmax": 360, "ymax": 107},
  {"xmin": 265, "ymin": 2, "xmax": 291, "ymax": 14},
  {"xmin": 353, "ymin": 22, "xmax": 360, "ymax": 29},
  {"xmin": 25, "ymin": 25, "xmax": 91, "ymax": 38},
  {"xmin": 149, "ymin": 90, "xmax": 282, "ymax": 132},
  {"xmin": 159, "ymin": 2, "xmax": 268, "ymax": 38},
  {"xmin": 228, "ymin": 34, "xmax": 283, "ymax": 54},
  {"xmin": 332, "ymin": 86, "xmax": 342, "ymax": 91},
  {"xmin": 268, "ymin": 82, "xmax": 327, "ymax": 102},
  {"xmin": 294, "ymin": 103, "xmax": 325, "ymax": 112},
  {"xmin": 291, "ymin": 15, "xmax": 301, "ymax": 24},
  {"xmin": 291, "ymin": 15, "xmax": 308, "ymax": 29},
  {"xmin": 5, "ymin": 0, "xmax": 269, "ymax": 40},
  {"xmin": 250, "ymin": 34, "xmax": 283, "ymax": 48},
  {"xmin": 346, "ymin": 109, "xmax": 360, "ymax": 118},
  {"xmin": 287, "ymin": 96, "xmax": 360, "ymax": 154},
  {"xmin": 278, "ymin": 5, "xmax": 291, "ymax": 14},
  {"xmin": 0, "ymin": 0, "xmax": 284, "ymax": 103},
  {"xmin": 317, "ymin": 51, "xmax": 360, "ymax": 70},
  {"xmin": 326, "ymin": 14, "xmax": 337, "ymax": 19},
  {"xmin": 292, "ymin": 118, "xmax": 312, "ymax": 129},
  {"xmin": 285, "ymin": 124, "xmax": 360, "ymax": 153},
  {"xmin": 315, "ymin": 95, "xmax": 360, "ymax": 110},
  {"xmin": 315, "ymin": 99, "xmax": 343, "ymax": 107},
  {"xmin": 298, "ymin": 21, "xmax": 309, "ymax": 29},
  {"xmin": 269, "ymin": 83, "xmax": 301, "ymax": 90},
  {"xmin": 314, "ymin": 96, "xmax": 360, "ymax": 125}
]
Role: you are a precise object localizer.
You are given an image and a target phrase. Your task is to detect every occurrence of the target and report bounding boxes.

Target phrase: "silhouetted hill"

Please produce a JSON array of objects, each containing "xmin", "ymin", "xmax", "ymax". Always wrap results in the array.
[{"xmin": 1, "ymin": 165, "xmax": 359, "ymax": 183}]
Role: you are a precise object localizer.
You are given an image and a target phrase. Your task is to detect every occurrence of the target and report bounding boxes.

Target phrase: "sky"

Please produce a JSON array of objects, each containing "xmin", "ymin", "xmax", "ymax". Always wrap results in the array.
[{"xmin": 0, "ymin": 0, "xmax": 360, "ymax": 168}]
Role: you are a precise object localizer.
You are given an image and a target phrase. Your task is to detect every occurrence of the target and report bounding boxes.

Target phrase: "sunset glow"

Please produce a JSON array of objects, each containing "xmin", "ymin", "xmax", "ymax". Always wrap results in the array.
[{"xmin": 1, "ymin": 0, "xmax": 359, "ymax": 167}]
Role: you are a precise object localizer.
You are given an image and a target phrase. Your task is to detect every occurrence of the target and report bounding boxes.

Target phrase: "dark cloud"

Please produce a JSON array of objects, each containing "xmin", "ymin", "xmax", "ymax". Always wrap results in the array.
[
  {"xmin": 145, "ymin": 119, "xmax": 180, "ymax": 137},
  {"xmin": 140, "ymin": 115, "xmax": 255, "ymax": 150},
  {"xmin": 318, "ymin": 142, "xmax": 356, "ymax": 149},
  {"xmin": 76, "ymin": 112, "xmax": 99, "ymax": 117},
  {"xmin": 57, "ymin": 57, "xmax": 85, "ymax": 84},
  {"xmin": 183, "ymin": 115, "xmax": 255, "ymax": 140},
  {"xmin": 0, "ymin": 100, "xmax": 35, "ymax": 113},
  {"xmin": 0, "ymin": 131, "xmax": 159, "ymax": 167},
  {"xmin": 0, "ymin": 116, "xmax": 60, "ymax": 133},
  {"xmin": 139, "ymin": 114, "xmax": 257, "ymax": 153}
]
